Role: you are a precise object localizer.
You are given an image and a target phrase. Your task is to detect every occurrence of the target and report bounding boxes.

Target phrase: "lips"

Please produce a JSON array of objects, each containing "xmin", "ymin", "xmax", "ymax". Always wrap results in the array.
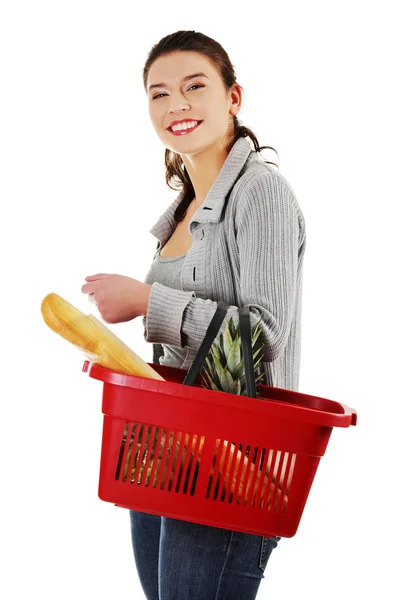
[{"xmin": 168, "ymin": 120, "xmax": 203, "ymax": 136}]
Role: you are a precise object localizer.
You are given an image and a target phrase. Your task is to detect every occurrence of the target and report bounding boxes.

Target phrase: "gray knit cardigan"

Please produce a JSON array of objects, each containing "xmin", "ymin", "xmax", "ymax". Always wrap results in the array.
[{"xmin": 142, "ymin": 137, "xmax": 306, "ymax": 391}]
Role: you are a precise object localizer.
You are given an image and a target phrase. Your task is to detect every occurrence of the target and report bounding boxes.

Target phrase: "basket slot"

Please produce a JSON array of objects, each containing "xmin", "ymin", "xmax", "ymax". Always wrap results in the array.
[
  {"xmin": 244, "ymin": 446, "xmax": 262, "ymax": 506},
  {"xmin": 120, "ymin": 422, "xmax": 141, "ymax": 483},
  {"xmin": 276, "ymin": 452, "xmax": 293, "ymax": 513},
  {"xmin": 224, "ymin": 442, "xmax": 240, "ymax": 502},
  {"xmin": 267, "ymin": 451, "xmax": 285, "ymax": 511},
  {"xmin": 133, "ymin": 423, "xmax": 147, "ymax": 483},
  {"xmin": 127, "ymin": 423, "xmax": 144, "ymax": 483},
  {"xmin": 273, "ymin": 451, "xmax": 289, "ymax": 511},
  {"xmin": 231, "ymin": 442, "xmax": 247, "ymax": 504},
  {"xmin": 138, "ymin": 425, "xmax": 157, "ymax": 486},
  {"xmin": 220, "ymin": 439, "xmax": 238, "ymax": 503},
  {"xmin": 159, "ymin": 429, "xmax": 173, "ymax": 491},
  {"xmin": 207, "ymin": 438, "xmax": 224, "ymax": 500},
  {"xmin": 173, "ymin": 431, "xmax": 188, "ymax": 492},
  {"xmin": 181, "ymin": 433, "xmax": 196, "ymax": 494},
  {"xmin": 169, "ymin": 429, "xmax": 187, "ymax": 492},
  {"xmin": 186, "ymin": 433, "xmax": 203, "ymax": 496},
  {"xmin": 115, "ymin": 422, "xmax": 129, "ymax": 481},
  {"xmin": 233, "ymin": 444, "xmax": 251, "ymax": 506},
  {"xmin": 134, "ymin": 425, "xmax": 149, "ymax": 484},
  {"xmin": 164, "ymin": 430, "xmax": 180, "ymax": 491},
  {"xmin": 240, "ymin": 444, "xmax": 256, "ymax": 506},
  {"xmin": 153, "ymin": 428, "xmax": 170, "ymax": 488},
  {"xmin": 260, "ymin": 449, "xmax": 280, "ymax": 510},
  {"xmin": 280, "ymin": 453, "xmax": 296, "ymax": 513},
  {"xmin": 148, "ymin": 426, "xmax": 165, "ymax": 488},
  {"xmin": 254, "ymin": 448, "xmax": 272, "ymax": 508},
  {"xmin": 216, "ymin": 439, "xmax": 235, "ymax": 502}
]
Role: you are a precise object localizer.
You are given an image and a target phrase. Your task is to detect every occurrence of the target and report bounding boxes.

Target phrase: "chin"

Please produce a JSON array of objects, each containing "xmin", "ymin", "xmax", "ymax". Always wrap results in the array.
[{"xmin": 166, "ymin": 139, "xmax": 207, "ymax": 156}]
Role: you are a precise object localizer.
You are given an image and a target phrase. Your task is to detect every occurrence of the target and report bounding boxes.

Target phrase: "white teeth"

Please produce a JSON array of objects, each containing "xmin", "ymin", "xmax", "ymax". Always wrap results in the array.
[{"xmin": 171, "ymin": 120, "xmax": 199, "ymax": 132}]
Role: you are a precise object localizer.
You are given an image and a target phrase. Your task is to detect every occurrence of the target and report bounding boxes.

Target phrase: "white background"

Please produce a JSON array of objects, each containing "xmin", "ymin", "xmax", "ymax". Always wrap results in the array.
[{"xmin": 1, "ymin": 1, "xmax": 399, "ymax": 598}]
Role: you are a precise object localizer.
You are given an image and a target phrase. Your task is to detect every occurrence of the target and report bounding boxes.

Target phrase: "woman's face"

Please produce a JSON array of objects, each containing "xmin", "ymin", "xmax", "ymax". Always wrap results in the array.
[{"xmin": 146, "ymin": 50, "xmax": 240, "ymax": 155}]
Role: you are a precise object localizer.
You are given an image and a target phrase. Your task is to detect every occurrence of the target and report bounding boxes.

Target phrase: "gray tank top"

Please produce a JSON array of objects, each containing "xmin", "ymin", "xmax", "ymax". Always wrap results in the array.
[{"xmin": 143, "ymin": 246, "xmax": 188, "ymax": 368}]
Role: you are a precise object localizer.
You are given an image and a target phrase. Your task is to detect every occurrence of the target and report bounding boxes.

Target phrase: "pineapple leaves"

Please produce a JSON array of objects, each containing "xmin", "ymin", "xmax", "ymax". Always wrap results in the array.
[
  {"xmin": 229, "ymin": 378, "xmax": 241, "ymax": 395},
  {"xmin": 199, "ymin": 314, "xmax": 266, "ymax": 397},
  {"xmin": 219, "ymin": 366, "xmax": 235, "ymax": 391},
  {"xmin": 226, "ymin": 334, "xmax": 241, "ymax": 375},
  {"xmin": 201, "ymin": 371, "xmax": 220, "ymax": 391},
  {"xmin": 222, "ymin": 319, "xmax": 234, "ymax": 359}
]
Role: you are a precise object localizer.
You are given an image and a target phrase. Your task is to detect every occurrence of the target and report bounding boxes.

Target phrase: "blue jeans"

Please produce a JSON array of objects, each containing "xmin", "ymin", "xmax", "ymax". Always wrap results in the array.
[{"xmin": 129, "ymin": 509, "xmax": 281, "ymax": 600}]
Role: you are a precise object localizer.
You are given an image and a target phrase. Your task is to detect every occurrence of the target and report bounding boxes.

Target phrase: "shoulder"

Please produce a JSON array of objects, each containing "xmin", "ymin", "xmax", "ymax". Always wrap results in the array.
[{"xmin": 232, "ymin": 158, "xmax": 305, "ymax": 228}]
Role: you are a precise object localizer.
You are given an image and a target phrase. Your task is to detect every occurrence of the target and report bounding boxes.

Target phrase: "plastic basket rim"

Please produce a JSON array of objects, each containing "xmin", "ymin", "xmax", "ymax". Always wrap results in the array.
[{"xmin": 83, "ymin": 361, "xmax": 357, "ymax": 429}]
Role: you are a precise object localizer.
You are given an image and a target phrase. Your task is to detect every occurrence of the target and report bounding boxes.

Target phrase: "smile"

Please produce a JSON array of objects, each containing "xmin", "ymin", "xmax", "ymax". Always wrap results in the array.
[{"xmin": 168, "ymin": 121, "xmax": 203, "ymax": 136}]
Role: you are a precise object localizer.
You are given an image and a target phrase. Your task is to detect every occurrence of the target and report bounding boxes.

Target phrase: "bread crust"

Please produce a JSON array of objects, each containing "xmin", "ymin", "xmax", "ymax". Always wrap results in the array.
[{"xmin": 41, "ymin": 293, "xmax": 165, "ymax": 380}]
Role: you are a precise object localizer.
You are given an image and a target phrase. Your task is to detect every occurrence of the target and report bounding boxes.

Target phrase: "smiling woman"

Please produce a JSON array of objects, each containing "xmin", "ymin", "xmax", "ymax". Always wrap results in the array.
[{"xmin": 118, "ymin": 29, "xmax": 305, "ymax": 600}]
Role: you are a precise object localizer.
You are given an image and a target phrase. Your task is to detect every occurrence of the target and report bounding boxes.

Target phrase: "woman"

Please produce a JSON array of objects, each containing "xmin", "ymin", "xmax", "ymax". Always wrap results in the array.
[{"xmin": 81, "ymin": 30, "xmax": 306, "ymax": 600}]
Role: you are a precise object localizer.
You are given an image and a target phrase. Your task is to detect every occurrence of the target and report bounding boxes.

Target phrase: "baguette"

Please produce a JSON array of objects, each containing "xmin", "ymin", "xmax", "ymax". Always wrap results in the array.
[{"xmin": 41, "ymin": 292, "xmax": 165, "ymax": 380}]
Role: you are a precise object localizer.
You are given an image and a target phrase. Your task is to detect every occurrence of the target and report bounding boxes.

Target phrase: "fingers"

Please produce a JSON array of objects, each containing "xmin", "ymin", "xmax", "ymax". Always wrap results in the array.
[
  {"xmin": 81, "ymin": 282, "xmax": 93, "ymax": 294},
  {"xmin": 82, "ymin": 273, "xmax": 108, "ymax": 293},
  {"xmin": 81, "ymin": 273, "xmax": 114, "ymax": 299},
  {"xmin": 85, "ymin": 273, "xmax": 110, "ymax": 281}
]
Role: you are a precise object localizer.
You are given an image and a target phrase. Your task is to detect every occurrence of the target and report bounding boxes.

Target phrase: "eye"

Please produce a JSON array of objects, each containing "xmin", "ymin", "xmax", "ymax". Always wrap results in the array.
[
  {"xmin": 152, "ymin": 84, "xmax": 204, "ymax": 100},
  {"xmin": 188, "ymin": 84, "xmax": 204, "ymax": 92}
]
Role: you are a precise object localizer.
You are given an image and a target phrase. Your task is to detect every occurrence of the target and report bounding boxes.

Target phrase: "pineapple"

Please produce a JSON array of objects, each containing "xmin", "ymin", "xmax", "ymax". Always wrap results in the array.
[{"xmin": 200, "ymin": 315, "xmax": 265, "ymax": 397}]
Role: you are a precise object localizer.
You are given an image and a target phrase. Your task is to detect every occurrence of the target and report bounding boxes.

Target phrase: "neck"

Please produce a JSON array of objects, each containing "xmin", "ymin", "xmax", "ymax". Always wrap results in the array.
[{"xmin": 181, "ymin": 140, "xmax": 229, "ymax": 207}]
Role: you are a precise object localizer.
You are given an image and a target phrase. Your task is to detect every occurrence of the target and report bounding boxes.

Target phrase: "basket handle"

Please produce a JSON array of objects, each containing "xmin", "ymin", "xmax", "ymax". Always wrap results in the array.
[
  {"xmin": 182, "ymin": 302, "xmax": 257, "ymax": 397},
  {"xmin": 239, "ymin": 305, "xmax": 257, "ymax": 398}
]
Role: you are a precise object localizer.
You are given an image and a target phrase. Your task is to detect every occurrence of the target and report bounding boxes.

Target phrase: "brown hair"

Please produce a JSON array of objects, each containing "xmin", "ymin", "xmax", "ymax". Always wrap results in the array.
[{"xmin": 142, "ymin": 30, "xmax": 279, "ymax": 223}]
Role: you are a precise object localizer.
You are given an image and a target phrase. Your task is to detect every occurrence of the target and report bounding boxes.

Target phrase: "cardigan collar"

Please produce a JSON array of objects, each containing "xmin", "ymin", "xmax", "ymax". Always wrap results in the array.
[{"xmin": 149, "ymin": 136, "xmax": 256, "ymax": 246}]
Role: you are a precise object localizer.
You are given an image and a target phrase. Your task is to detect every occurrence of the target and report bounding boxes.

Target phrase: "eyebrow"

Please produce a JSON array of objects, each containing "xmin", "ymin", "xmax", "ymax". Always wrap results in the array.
[{"xmin": 148, "ymin": 72, "xmax": 209, "ymax": 92}]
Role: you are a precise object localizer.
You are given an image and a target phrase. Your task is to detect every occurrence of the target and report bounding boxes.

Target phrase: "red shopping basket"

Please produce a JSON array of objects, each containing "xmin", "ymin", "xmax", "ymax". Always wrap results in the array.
[{"xmin": 83, "ymin": 303, "xmax": 357, "ymax": 538}]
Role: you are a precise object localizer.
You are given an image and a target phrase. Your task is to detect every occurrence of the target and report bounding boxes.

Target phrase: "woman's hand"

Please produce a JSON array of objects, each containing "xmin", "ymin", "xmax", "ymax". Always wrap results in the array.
[{"xmin": 81, "ymin": 273, "xmax": 152, "ymax": 324}]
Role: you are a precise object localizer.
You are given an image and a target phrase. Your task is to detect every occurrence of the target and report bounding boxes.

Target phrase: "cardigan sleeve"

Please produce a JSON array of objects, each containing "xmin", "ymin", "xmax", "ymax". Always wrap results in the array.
[{"xmin": 142, "ymin": 172, "xmax": 304, "ymax": 363}]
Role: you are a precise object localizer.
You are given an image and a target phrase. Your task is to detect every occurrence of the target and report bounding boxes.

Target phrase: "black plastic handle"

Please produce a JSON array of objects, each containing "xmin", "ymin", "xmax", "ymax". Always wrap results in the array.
[
  {"xmin": 182, "ymin": 301, "xmax": 257, "ymax": 398},
  {"xmin": 239, "ymin": 305, "xmax": 257, "ymax": 398}
]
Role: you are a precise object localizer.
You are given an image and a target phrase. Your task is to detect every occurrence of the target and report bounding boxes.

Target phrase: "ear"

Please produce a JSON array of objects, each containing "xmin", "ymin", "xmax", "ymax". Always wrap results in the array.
[{"xmin": 229, "ymin": 83, "xmax": 242, "ymax": 117}]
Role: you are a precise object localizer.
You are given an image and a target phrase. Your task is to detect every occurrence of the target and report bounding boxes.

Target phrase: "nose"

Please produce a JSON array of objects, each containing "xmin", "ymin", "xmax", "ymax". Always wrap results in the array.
[
  {"xmin": 169, "ymin": 105, "xmax": 190, "ymax": 115},
  {"xmin": 168, "ymin": 91, "xmax": 191, "ymax": 114}
]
